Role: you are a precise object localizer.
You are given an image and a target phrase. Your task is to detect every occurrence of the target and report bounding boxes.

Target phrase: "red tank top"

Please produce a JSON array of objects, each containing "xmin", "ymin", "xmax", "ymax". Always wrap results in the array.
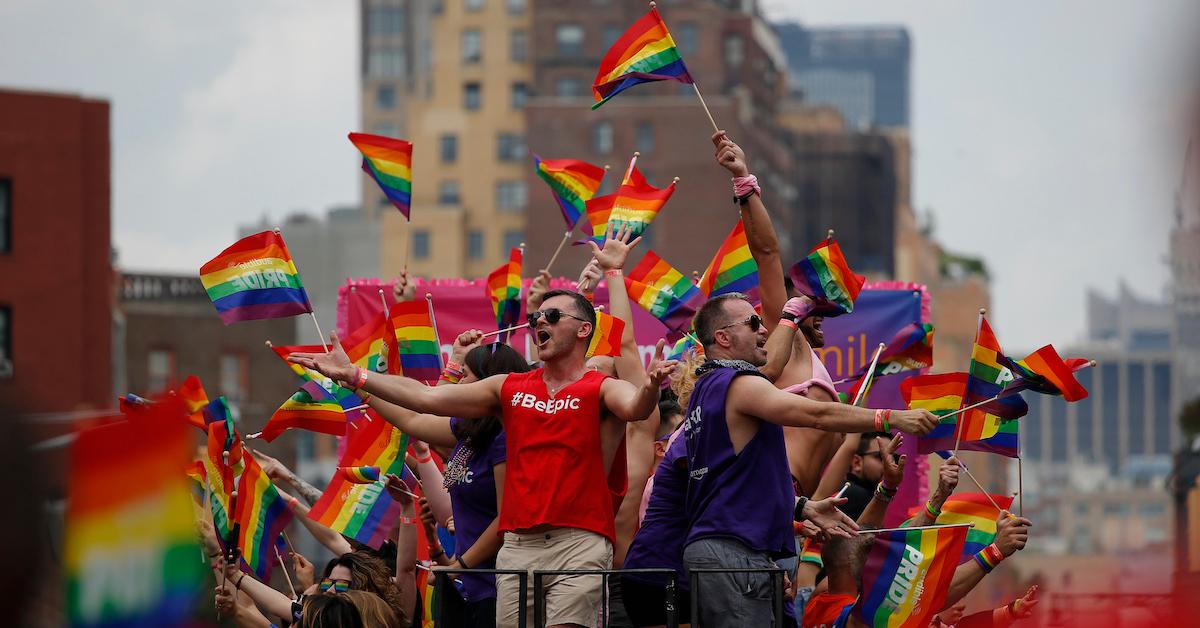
[{"xmin": 499, "ymin": 368, "xmax": 616, "ymax": 542}]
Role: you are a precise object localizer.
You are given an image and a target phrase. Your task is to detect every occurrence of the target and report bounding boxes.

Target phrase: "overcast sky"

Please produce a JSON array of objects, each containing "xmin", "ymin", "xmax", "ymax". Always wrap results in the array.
[{"xmin": 1, "ymin": 0, "xmax": 1195, "ymax": 349}]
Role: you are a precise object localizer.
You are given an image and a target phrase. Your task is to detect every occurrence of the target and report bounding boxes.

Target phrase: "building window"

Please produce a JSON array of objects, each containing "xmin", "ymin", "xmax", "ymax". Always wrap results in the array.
[
  {"xmin": 147, "ymin": 348, "xmax": 175, "ymax": 392},
  {"xmin": 635, "ymin": 121, "xmax": 654, "ymax": 154},
  {"xmin": 368, "ymin": 6, "xmax": 405, "ymax": 36},
  {"xmin": 0, "ymin": 306, "xmax": 10, "ymax": 378},
  {"xmin": 413, "ymin": 230, "xmax": 431, "ymax": 259},
  {"xmin": 468, "ymin": 230, "xmax": 484, "ymax": 259},
  {"xmin": 603, "ymin": 24, "xmax": 622, "ymax": 49},
  {"xmin": 440, "ymin": 134, "xmax": 458, "ymax": 163},
  {"xmin": 465, "ymin": 0, "xmax": 484, "ymax": 11},
  {"xmin": 676, "ymin": 22, "xmax": 697, "ymax": 55},
  {"xmin": 438, "ymin": 181, "xmax": 461, "ymax": 205},
  {"xmin": 555, "ymin": 77, "xmax": 583, "ymax": 98},
  {"xmin": 219, "ymin": 352, "xmax": 247, "ymax": 403},
  {"xmin": 496, "ymin": 181, "xmax": 527, "ymax": 211},
  {"xmin": 464, "ymin": 82, "xmax": 481, "ymax": 110},
  {"xmin": 462, "ymin": 29, "xmax": 482, "ymax": 64},
  {"xmin": 592, "ymin": 121, "xmax": 614, "ymax": 154},
  {"xmin": 555, "ymin": 24, "xmax": 584, "ymax": 56},
  {"xmin": 497, "ymin": 133, "xmax": 526, "ymax": 161},
  {"xmin": 503, "ymin": 230, "xmax": 524, "ymax": 252},
  {"xmin": 1153, "ymin": 362, "xmax": 1172, "ymax": 454},
  {"xmin": 376, "ymin": 85, "xmax": 397, "ymax": 110},
  {"xmin": 373, "ymin": 122, "xmax": 398, "ymax": 138},
  {"xmin": 511, "ymin": 82, "xmax": 529, "ymax": 109},
  {"xmin": 511, "ymin": 29, "xmax": 529, "ymax": 62},
  {"xmin": 1101, "ymin": 364, "xmax": 1120, "ymax": 473},
  {"xmin": 0, "ymin": 179, "xmax": 9, "ymax": 254},
  {"xmin": 724, "ymin": 33, "xmax": 744, "ymax": 67},
  {"xmin": 506, "ymin": 0, "xmax": 525, "ymax": 13},
  {"xmin": 367, "ymin": 47, "xmax": 406, "ymax": 78}
]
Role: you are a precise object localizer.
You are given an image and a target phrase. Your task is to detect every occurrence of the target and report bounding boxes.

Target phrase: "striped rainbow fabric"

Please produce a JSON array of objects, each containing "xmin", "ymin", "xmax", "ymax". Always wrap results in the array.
[
  {"xmin": 233, "ymin": 449, "xmax": 294, "ymax": 580},
  {"xmin": 959, "ymin": 318, "xmax": 1028, "ymax": 455},
  {"xmin": 904, "ymin": 491, "xmax": 1013, "ymax": 563},
  {"xmin": 856, "ymin": 525, "xmax": 968, "ymax": 628},
  {"xmin": 586, "ymin": 311, "xmax": 625, "ymax": 358},
  {"xmin": 487, "ymin": 247, "xmax": 523, "ymax": 333},
  {"xmin": 534, "ymin": 155, "xmax": 606, "ymax": 229},
  {"xmin": 259, "ymin": 379, "xmax": 349, "ymax": 442},
  {"xmin": 787, "ymin": 236, "xmax": 865, "ymax": 317},
  {"xmin": 1003, "ymin": 344, "xmax": 1089, "ymax": 401},
  {"xmin": 308, "ymin": 411, "xmax": 410, "ymax": 548},
  {"xmin": 200, "ymin": 230, "xmax": 313, "ymax": 325},
  {"xmin": 270, "ymin": 344, "xmax": 363, "ymax": 411},
  {"xmin": 65, "ymin": 404, "xmax": 205, "ymax": 627},
  {"xmin": 350, "ymin": 132, "xmax": 414, "ymax": 219},
  {"xmin": 591, "ymin": 6, "xmax": 694, "ymax": 108},
  {"xmin": 698, "ymin": 220, "xmax": 758, "ymax": 297},
  {"xmin": 343, "ymin": 310, "xmax": 392, "ymax": 375},
  {"xmin": 625, "ymin": 251, "xmax": 704, "ymax": 340},
  {"xmin": 904, "ymin": 372, "xmax": 1021, "ymax": 458},
  {"xmin": 340, "ymin": 466, "xmax": 382, "ymax": 484},
  {"xmin": 583, "ymin": 166, "xmax": 675, "ymax": 245},
  {"xmin": 387, "ymin": 302, "xmax": 442, "ymax": 384}
]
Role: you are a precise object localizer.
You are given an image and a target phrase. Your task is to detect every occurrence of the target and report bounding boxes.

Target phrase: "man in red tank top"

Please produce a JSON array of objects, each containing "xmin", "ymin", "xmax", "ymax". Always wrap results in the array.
[{"xmin": 290, "ymin": 285, "xmax": 677, "ymax": 628}]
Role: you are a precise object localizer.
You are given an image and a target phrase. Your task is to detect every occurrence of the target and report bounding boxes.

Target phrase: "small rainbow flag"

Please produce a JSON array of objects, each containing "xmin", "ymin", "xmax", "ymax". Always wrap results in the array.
[
  {"xmin": 698, "ymin": 220, "xmax": 758, "ymax": 298},
  {"xmin": 349, "ymin": 132, "xmax": 414, "ymax": 219},
  {"xmin": 200, "ymin": 230, "xmax": 313, "ymax": 325},
  {"xmin": 534, "ymin": 155, "xmax": 606, "ymax": 229},
  {"xmin": 904, "ymin": 492, "xmax": 1013, "ymax": 564},
  {"xmin": 667, "ymin": 334, "xmax": 702, "ymax": 362},
  {"xmin": 487, "ymin": 247, "xmax": 523, "ymax": 334},
  {"xmin": 591, "ymin": 6, "xmax": 693, "ymax": 109},
  {"xmin": 787, "ymin": 236, "xmax": 865, "ymax": 317},
  {"xmin": 259, "ymin": 379, "xmax": 350, "ymax": 442},
  {"xmin": 624, "ymin": 250, "xmax": 703, "ymax": 338},
  {"xmin": 340, "ymin": 466, "xmax": 382, "ymax": 484},
  {"xmin": 270, "ymin": 344, "xmax": 363, "ymax": 411},
  {"xmin": 65, "ymin": 404, "xmax": 205, "ymax": 627},
  {"xmin": 388, "ymin": 302, "xmax": 442, "ymax": 384},
  {"xmin": 583, "ymin": 165, "xmax": 675, "ymax": 245},
  {"xmin": 856, "ymin": 525, "xmax": 968, "ymax": 628},
  {"xmin": 842, "ymin": 322, "xmax": 934, "ymax": 401},
  {"xmin": 232, "ymin": 448, "xmax": 294, "ymax": 580},
  {"xmin": 203, "ymin": 416, "xmax": 242, "ymax": 550},
  {"xmin": 959, "ymin": 318, "xmax": 1028, "ymax": 450},
  {"xmin": 586, "ymin": 311, "xmax": 625, "ymax": 358},
  {"xmin": 343, "ymin": 310, "xmax": 392, "ymax": 375},
  {"xmin": 177, "ymin": 375, "xmax": 210, "ymax": 430},
  {"xmin": 904, "ymin": 373, "xmax": 1021, "ymax": 458},
  {"xmin": 308, "ymin": 411, "xmax": 410, "ymax": 548},
  {"xmin": 1002, "ymin": 345, "xmax": 1089, "ymax": 402}
]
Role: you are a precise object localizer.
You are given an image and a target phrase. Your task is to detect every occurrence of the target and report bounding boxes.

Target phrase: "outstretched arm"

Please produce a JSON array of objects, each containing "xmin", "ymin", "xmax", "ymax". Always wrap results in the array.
[
  {"xmin": 941, "ymin": 513, "xmax": 1032, "ymax": 609},
  {"xmin": 732, "ymin": 375, "xmax": 938, "ymax": 435},
  {"xmin": 282, "ymin": 492, "xmax": 354, "ymax": 557},
  {"xmin": 600, "ymin": 339, "xmax": 677, "ymax": 422},
  {"xmin": 253, "ymin": 449, "xmax": 325, "ymax": 506}
]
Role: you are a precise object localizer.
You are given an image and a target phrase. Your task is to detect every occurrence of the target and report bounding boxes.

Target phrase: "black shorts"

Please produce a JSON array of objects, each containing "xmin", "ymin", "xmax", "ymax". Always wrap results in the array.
[{"xmin": 620, "ymin": 575, "xmax": 691, "ymax": 627}]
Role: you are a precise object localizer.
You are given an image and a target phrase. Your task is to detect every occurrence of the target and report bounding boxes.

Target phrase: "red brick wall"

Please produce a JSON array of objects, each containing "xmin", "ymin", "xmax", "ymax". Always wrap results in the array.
[{"xmin": 0, "ymin": 90, "xmax": 112, "ymax": 414}]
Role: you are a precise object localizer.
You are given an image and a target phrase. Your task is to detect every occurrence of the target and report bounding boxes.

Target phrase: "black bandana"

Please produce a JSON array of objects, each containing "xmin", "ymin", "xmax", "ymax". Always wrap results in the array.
[{"xmin": 695, "ymin": 359, "xmax": 761, "ymax": 377}]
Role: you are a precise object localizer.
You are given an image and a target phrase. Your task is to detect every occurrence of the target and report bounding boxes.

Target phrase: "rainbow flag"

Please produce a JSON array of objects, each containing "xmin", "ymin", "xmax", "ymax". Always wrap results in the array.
[
  {"xmin": 534, "ymin": 155, "xmax": 606, "ymax": 229},
  {"xmin": 343, "ymin": 310, "xmax": 392, "ymax": 375},
  {"xmin": 591, "ymin": 6, "xmax": 693, "ymax": 109},
  {"xmin": 904, "ymin": 373, "xmax": 1021, "ymax": 458},
  {"xmin": 586, "ymin": 311, "xmax": 625, "ymax": 358},
  {"xmin": 308, "ymin": 411, "xmax": 410, "ymax": 548},
  {"xmin": 177, "ymin": 375, "xmax": 210, "ymax": 430},
  {"xmin": 65, "ymin": 405, "xmax": 206, "ymax": 627},
  {"xmin": 232, "ymin": 448, "xmax": 294, "ymax": 580},
  {"xmin": 904, "ymin": 493, "xmax": 1013, "ymax": 564},
  {"xmin": 388, "ymin": 302, "xmax": 442, "ymax": 384},
  {"xmin": 204, "ymin": 413, "xmax": 245, "ymax": 559},
  {"xmin": 667, "ymin": 334, "xmax": 702, "ymax": 362},
  {"xmin": 259, "ymin": 379, "xmax": 350, "ymax": 442},
  {"xmin": 698, "ymin": 220, "xmax": 758, "ymax": 298},
  {"xmin": 959, "ymin": 318, "xmax": 1028, "ymax": 451},
  {"xmin": 842, "ymin": 323, "xmax": 934, "ymax": 401},
  {"xmin": 270, "ymin": 344, "xmax": 363, "ymax": 411},
  {"xmin": 350, "ymin": 132, "xmax": 414, "ymax": 219},
  {"xmin": 582, "ymin": 165, "xmax": 675, "ymax": 245},
  {"xmin": 487, "ymin": 247, "xmax": 523, "ymax": 334},
  {"xmin": 624, "ymin": 250, "xmax": 704, "ymax": 338},
  {"xmin": 200, "ymin": 230, "xmax": 313, "ymax": 325},
  {"xmin": 787, "ymin": 237, "xmax": 865, "ymax": 317},
  {"xmin": 856, "ymin": 525, "xmax": 968, "ymax": 628},
  {"xmin": 341, "ymin": 466, "xmax": 382, "ymax": 484},
  {"xmin": 1002, "ymin": 345, "xmax": 1089, "ymax": 402}
]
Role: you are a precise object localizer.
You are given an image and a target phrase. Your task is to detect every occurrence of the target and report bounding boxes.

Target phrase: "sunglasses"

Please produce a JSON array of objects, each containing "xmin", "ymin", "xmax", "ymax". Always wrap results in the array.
[
  {"xmin": 718, "ymin": 314, "xmax": 763, "ymax": 334},
  {"xmin": 318, "ymin": 578, "xmax": 351, "ymax": 593},
  {"xmin": 527, "ymin": 307, "xmax": 588, "ymax": 326}
]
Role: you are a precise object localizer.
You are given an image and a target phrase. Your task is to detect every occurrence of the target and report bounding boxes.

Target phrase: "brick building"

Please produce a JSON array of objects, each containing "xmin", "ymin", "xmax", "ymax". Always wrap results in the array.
[{"xmin": 0, "ymin": 89, "xmax": 112, "ymax": 416}]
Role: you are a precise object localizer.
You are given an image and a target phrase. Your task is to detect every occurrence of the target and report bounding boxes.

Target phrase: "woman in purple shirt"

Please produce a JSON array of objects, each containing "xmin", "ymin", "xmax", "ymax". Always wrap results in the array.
[{"xmin": 368, "ymin": 334, "xmax": 530, "ymax": 627}]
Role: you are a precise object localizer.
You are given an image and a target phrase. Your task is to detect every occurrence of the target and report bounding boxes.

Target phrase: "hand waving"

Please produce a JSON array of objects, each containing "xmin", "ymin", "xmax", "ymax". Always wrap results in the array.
[
  {"xmin": 287, "ymin": 332, "xmax": 357, "ymax": 386},
  {"xmin": 587, "ymin": 224, "xmax": 642, "ymax": 272},
  {"xmin": 645, "ymin": 339, "xmax": 679, "ymax": 389}
]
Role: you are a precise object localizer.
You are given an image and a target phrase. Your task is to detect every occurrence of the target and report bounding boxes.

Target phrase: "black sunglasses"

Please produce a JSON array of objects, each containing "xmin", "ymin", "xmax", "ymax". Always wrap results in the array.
[
  {"xmin": 527, "ymin": 307, "xmax": 588, "ymax": 326},
  {"xmin": 718, "ymin": 314, "xmax": 762, "ymax": 334}
]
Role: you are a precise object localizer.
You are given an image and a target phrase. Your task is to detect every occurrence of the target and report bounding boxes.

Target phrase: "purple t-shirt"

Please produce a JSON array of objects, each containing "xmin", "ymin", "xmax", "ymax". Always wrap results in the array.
[
  {"xmin": 622, "ymin": 432, "xmax": 688, "ymax": 588},
  {"xmin": 447, "ymin": 418, "xmax": 507, "ymax": 601}
]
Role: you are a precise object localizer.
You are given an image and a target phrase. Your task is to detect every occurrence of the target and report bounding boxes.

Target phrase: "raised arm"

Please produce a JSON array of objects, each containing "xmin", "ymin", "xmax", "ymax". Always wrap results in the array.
[
  {"xmin": 367, "ymin": 397, "xmax": 458, "ymax": 448},
  {"xmin": 731, "ymin": 375, "xmax": 938, "ymax": 434},
  {"xmin": 912, "ymin": 456, "xmax": 961, "ymax": 527},
  {"xmin": 758, "ymin": 297, "xmax": 815, "ymax": 381},
  {"xmin": 282, "ymin": 492, "xmax": 354, "ymax": 557},
  {"xmin": 253, "ymin": 449, "xmax": 326, "ymax": 506},
  {"xmin": 941, "ymin": 512, "xmax": 1031, "ymax": 609},
  {"xmin": 588, "ymin": 224, "xmax": 648, "ymax": 386},
  {"xmin": 600, "ymin": 339, "xmax": 677, "ymax": 422},
  {"xmin": 386, "ymin": 475, "xmax": 418, "ymax": 628},
  {"xmin": 713, "ymin": 130, "xmax": 785, "ymax": 328},
  {"xmin": 856, "ymin": 435, "xmax": 906, "ymax": 527},
  {"xmin": 812, "ymin": 433, "xmax": 861, "ymax": 500},
  {"xmin": 288, "ymin": 334, "xmax": 504, "ymax": 419},
  {"xmin": 410, "ymin": 443, "xmax": 453, "ymax": 527}
]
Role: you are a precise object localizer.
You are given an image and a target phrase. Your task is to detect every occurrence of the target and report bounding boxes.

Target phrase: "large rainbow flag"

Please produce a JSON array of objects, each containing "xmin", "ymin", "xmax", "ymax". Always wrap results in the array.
[
  {"xmin": 534, "ymin": 155, "xmax": 606, "ymax": 229},
  {"xmin": 1001, "ymin": 344, "xmax": 1089, "ymax": 402},
  {"xmin": 350, "ymin": 132, "xmax": 414, "ymax": 219},
  {"xmin": 624, "ymin": 250, "xmax": 704, "ymax": 339},
  {"xmin": 787, "ymin": 236, "xmax": 865, "ymax": 317},
  {"xmin": 586, "ymin": 311, "xmax": 625, "ymax": 358},
  {"xmin": 582, "ymin": 165, "xmax": 675, "ymax": 245},
  {"xmin": 200, "ymin": 230, "xmax": 313, "ymax": 325},
  {"xmin": 856, "ymin": 525, "xmax": 968, "ymax": 628},
  {"xmin": 486, "ymin": 247, "xmax": 523, "ymax": 336},
  {"xmin": 904, "ymin": 373, "xmax": 1021, "ymax": 458},
  {"xmin": 387, "ymin": 301, "xmax": 442, "ymax": 384},
  {"xmin": 232, "ymin": 448, "xmax": 294, "ymax": 580},
  {"xmin": 308, "ymin": 411, "xmax": 410, "ymax": 548},
  {"xmin": 904, "ymin": 493, "xmax": 1013, "ymax": 564},
  {"xmin": 65, "ymin": 405, "xmax": 205, "ymax": 627},
  {"xmin": 698, "ymin": 220, "xmax": 758, "ymax": 298},
  {"xmin": 591, "ymin": 6, "xmax": 693, "ymax": 108}
]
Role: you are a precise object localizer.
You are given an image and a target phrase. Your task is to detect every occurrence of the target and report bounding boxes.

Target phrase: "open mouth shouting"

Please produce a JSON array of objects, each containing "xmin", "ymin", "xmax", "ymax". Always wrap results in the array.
[{"xmin": 535, "ymin": 328, "xmax": 552, "ymax": 348}]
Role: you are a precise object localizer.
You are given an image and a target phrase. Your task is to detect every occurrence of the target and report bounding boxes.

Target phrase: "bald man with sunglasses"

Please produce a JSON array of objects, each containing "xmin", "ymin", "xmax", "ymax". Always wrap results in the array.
[{"xmin": 289, "ymin": 272, "xmax": 677, "ymax": 628}]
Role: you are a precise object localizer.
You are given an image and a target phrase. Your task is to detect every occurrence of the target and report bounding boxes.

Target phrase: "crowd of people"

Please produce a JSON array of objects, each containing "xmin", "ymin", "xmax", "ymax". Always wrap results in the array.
[{"xmin": 194, "ymin": 132, "xmax": 1039, "ymax": 628}]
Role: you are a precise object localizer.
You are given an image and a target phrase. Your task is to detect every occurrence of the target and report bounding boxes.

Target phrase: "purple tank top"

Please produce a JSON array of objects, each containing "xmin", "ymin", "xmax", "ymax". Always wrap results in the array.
[
  {"xmin": 683, "ymin": 366, "xmax": 796, "ymax": 557},
  {"xmin": 446, "ymin": 418, "xmax": 506, "ymax": 601},
  {"xmin": 622, "ymin": 434, "xmax": 689, "ymax": 588}
]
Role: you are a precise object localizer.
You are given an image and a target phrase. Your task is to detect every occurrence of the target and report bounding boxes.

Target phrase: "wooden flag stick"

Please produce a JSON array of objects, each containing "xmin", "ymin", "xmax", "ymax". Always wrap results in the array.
[
  {"xmin": 482, "ymin": 322, "xmax": 530, "ymax": 339},
  {"xmin": 274, "ymin": 544, "xmax": 297, "ymax": 598},
  {"xmin": 545, "ymin": 231, "xmax": 572, "ymax": 274},
  {"xmin": 1017, "ymin": 456, "xmax": 1024, "ymax": 517},
  {"xmin": 691, "ymin": 83, "xmax": 720, "ymax": 133},
  {"xmin": 309, "ymin": 313, "xmax": 330, "ymax": 352},
  {"xmin": 949, "ymin": 456, "xmax": 1005, "ymax": 512},
  {"xmin": 425, "ymin": 293, "xmax": 446, "ymax": 370},
  {"xmin": 857, "ymin": 522, "xmax": 975, "ymax": 535},
  {"xmin": 851, "ymin": 342, "xmax": 887, "ymax": 407}
]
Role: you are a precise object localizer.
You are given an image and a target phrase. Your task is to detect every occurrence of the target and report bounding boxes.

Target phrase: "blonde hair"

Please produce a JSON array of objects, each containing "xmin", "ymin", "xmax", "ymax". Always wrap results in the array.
[
  {"xmin": 670, "ymin": 351, "xmax": 707, "ymax": 409},
  {"xmin": 341, "ymin": 590, "xmax": 401, "ymax": 628}
]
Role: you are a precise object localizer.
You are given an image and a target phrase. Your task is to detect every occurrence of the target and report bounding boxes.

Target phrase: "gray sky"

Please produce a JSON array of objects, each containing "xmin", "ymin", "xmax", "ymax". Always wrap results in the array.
[{"xmin": 1, "ymin": 0, "xmax": 1194, "ymax": 349}]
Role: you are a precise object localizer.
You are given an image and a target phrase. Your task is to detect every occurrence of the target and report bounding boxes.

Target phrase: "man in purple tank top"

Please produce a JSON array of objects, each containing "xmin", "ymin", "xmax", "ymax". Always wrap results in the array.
[{"xmin": 681, "ymin": 293, "xmax": 938, "ymax": 627}]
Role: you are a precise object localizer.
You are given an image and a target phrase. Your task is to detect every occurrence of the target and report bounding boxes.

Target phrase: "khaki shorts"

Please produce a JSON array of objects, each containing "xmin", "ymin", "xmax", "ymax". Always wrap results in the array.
[{"xmin": 495, "ymin": 527, "xmax": 613, "ymax": 628}]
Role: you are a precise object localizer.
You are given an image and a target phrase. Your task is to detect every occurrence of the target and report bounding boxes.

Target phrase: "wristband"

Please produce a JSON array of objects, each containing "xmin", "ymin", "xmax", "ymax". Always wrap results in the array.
[
  {"xmin": 781, "ymin": 296, "xmax": 816, "ymax": 321},
  {"xmin": 458, "ymin": 556, "xmax": 471, "ymax": 570},
  {"xmin": 877, "ymin": 481, "xmax": 897, "ymax": 497},
  {"xmin": 973, "ymin": 543, "xmax": 1004, "ymax": 573},
  {"xmin": 881, "ymin": 409, "xmax": 891, "ymax": 433},
  {"xmin": 604, "ymin": 269, "xmax": 623, "ymax": 278},
  {"xmin": 793, "ymin": 495, "xmax": 809, "ymax": 522},
  {"xmin": 778, "ymin": 318, "xmax": 798, "ymax": 331},
  {"xmin": 874, "ymin": 409, "xmax": 884, "ymax": 432},
  {"xmin": 925, "ymin": 501, "xmax": 941, "ymax": 519},
  {"xmin": 733, "ymin": 174, "xmax": 760, "ymax": 199},
  {"xmin": 415, "ymin": 453, "xmax": 433, "ymax": 464},
  {"xmin": 352, "ymin": 367, "xmax": 369, "ymax": 390},
  {"xmin": 400, "ymin": 516, "xmax": 418, "ymax": 525},
  {"xmin": 440, "ymin": 365, "xmax": 463, "ymax": 384}
]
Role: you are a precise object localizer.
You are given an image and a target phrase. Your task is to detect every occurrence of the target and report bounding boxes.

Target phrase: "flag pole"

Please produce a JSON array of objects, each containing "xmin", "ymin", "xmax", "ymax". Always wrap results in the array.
[
  {"xmin": 274, "ymin": 544, "xmax": 297, "ymax": 598},
  {"xmin": 378, "ymin": 289, "xmax": 390, "ymax": 317},
  {"xmin": 953, "ymin": 308, "xmax": 987, "ymax": 456},
  {"xmin": 691, "ymin": 83, "xmax": 720, "ymax": 134},
  {"xmin": 545, "ymin": 231, "xmax": 572, "ymax": 275},
  {"xmin": 424, "ymin": 293, "xmax": 445, "ymax": 370},
  {"xmin": 857, "ymin": 522, "xmax": 975, "ymax": 535},
  {"xmin": 851, "ymin": 342, "xmax": 887, "ymax": 407},
  {"xmin": 1017, "ymin": 456, "xmax": 1024, "ymax": 517},
  {"xmin": 482, "ymin": 322, "xmax": 530, "ymax": 339},
  {"xmin": 950, "ymin": 456, "xmax": 1005, "ymax": 512}
]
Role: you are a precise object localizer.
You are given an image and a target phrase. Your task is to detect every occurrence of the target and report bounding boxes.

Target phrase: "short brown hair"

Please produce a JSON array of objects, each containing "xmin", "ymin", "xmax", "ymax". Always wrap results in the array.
[{"xmin": 693, "ymin": 293, "xmax": 750, "ymax": 347}]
